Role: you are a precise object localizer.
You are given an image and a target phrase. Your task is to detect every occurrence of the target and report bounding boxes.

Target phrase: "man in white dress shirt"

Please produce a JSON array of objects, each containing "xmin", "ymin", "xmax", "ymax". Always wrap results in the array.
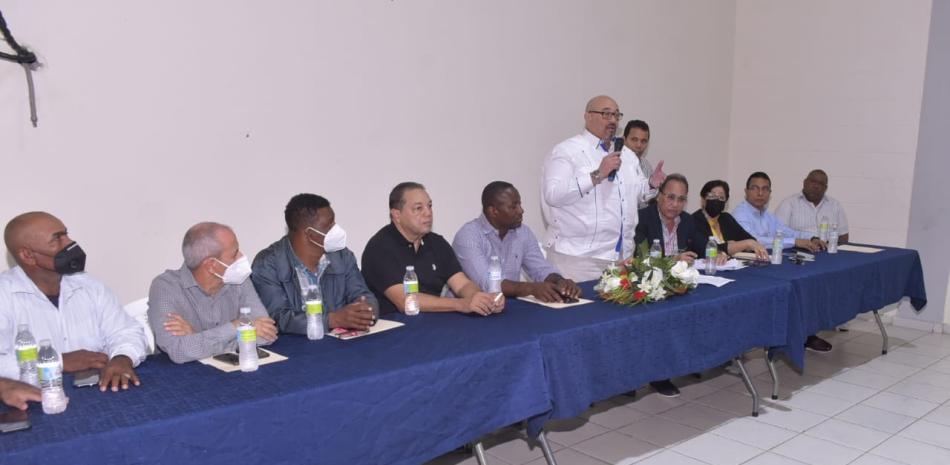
[
  {"xmin": 622, "ymin": 119, "xmax": 661, "ymax": 209},
  {"xmin": 0, "ymin": 212, "xmax": 147, "ymax": 392},
  {"xmin": 541, "ymin": 95, "xmax": 666, "ymax": 281},
  {"xmin": 775, "ymin": 169, "xmax": 850, "ymax": 244}
]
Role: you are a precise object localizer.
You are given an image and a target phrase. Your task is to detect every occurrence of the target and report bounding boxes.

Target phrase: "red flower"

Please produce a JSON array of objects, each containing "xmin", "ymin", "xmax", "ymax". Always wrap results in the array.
[
  {"xmin": 620, "ymin": 279, "xmax": 631, "ymax": 290},
  {"xmin": 634, "ymin": 290, "xmax": 647, "ymax": 300}
]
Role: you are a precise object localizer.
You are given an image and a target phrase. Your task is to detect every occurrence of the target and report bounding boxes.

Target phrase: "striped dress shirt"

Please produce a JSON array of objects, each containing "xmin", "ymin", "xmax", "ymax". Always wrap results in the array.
[{"xmin": 775, "ymin": 192, "xmax": 849, "ymax": 237}]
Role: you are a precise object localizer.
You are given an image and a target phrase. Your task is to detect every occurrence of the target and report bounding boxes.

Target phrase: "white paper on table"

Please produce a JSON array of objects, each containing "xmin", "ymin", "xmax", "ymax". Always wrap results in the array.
[
  {"xmin": 836, "ymin": 244, "xmax": 883, "ymax": 253},
  {"xmin": 694, "ymin": 258, "xmax": 745, "ymax": 271},
  {"xmin": 696, "ymin": 275, "xmax": 735, "ymax": 287},
  {"xmin": 326, "ymin": 319, "xmax": 404, "ymax": 340},
  {"xmin": 517, "ymin": 296, "xmax": 594, "ymax": 309},
  {"xmin": 198, "ymin": 348, "xmax": 288, "ymax": 373}
]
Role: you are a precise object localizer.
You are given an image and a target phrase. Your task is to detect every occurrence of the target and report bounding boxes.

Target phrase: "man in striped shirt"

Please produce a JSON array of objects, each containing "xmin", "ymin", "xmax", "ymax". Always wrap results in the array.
[{"xmin": 775, "ymin": 169, "xmax": 850, "ymax": 244}]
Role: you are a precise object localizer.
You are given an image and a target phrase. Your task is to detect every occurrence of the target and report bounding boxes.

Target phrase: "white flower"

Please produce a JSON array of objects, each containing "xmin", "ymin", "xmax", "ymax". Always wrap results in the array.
[
  {"xmin": 670, "ymin": 260, "xmax": 700, "ymax": 285},
  {"xmin": 649, "ymin": 286, "xmax": 667, "ymax": 300},
  {"xmin": 627, "ymin": 272, "xmax": 639, "ymax": 283},
  {"xmin": 603, "ymin": 276, "xmax": 622, "ymax": 292}
]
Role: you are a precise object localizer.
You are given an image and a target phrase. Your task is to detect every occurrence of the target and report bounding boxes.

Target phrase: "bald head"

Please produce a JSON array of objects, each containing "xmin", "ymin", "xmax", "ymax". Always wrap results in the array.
[
  {"xmin": 583, "ymin": 95, "xmax": 620, "ymax": 141},
  {"xmin": 585, "ymin": 95, "xmax": 617, "ymax": 112},
  {"xmin": 5, "ymin": 212, "xmax": 62, "ymax": 258}
]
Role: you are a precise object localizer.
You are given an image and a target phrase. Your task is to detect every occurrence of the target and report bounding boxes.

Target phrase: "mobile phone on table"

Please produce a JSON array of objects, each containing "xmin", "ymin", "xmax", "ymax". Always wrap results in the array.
[
  {"xmin": 212, "ymin": 353, "xmax": 240, "ymax": 365},
  {"xmin": 213, "ymin": 349, "xmax": 269, "ymax": 366},
  {"xmin": 73, "ymin": 369, "xmax": 100, "ymax": 388},
  {"xmin": 0, "ymin": 410, "xmax": 31, "ymax": 434}
]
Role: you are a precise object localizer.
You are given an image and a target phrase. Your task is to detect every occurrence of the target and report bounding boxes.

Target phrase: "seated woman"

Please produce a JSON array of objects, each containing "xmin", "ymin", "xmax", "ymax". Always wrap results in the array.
[{"xmin": 692, "ymin": 180, "xmax": 769, "ymax": 261}]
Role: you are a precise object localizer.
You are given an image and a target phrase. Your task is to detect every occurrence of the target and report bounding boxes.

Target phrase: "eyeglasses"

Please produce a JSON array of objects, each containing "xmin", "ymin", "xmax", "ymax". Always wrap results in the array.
[
  {"xmin": 588, "ymin": 110, "xmax": 623, "ymax": 121},
  {"xmin": 661, "ymin": 193, "xmax": 688, "ymax": 204},
  {"xmin": 747, "ymin": 185, "xmax": 771, "ymax": 193}
]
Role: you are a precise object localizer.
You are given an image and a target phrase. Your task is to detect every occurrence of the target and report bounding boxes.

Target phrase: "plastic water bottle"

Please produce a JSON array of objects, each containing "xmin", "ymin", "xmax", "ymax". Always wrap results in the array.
[
  {"xmin": 828, "ymin": 223, "xmax": 839, "ymax": 254},
  {"xmin": 819, "ymin": 216, "xmax": 830, "ymax": 242},
  {"xmin": 705, "ymin": 236, "xmax": 718, "ymax": 275},
  {"xmin": 237, "ymin": 307, "xmax": 259, "ymax": 372},
  {"xmin": 15, "ymin": 324, "xmax": 39, "ymax": 387},
  {"xmin": 305, "ymin": 284, "xmax": 324, "ymax": 340},
  {"xmin": 649, "ymin": 239, "xmax": 662, "ymax": 259},
  {"xmin": 37, "ymin": 339, "xmax": 67, "ymax": 414},
  {"xmin": 771, "ymin": 230, "xmax": 784, "ymax": 265},
  {"xmin": 403, "ymin": 266, "xmax": 420, "ymax": 316},
  {"xmin": 487, "ymin": 256, "xmax": 502, "ymax": 293}
]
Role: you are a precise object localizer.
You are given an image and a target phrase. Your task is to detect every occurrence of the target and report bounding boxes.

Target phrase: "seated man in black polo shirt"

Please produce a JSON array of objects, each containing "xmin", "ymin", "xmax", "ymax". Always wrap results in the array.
[{"xmin": 361, "ymin": 182, "xmax": 503, "ymax": 316}]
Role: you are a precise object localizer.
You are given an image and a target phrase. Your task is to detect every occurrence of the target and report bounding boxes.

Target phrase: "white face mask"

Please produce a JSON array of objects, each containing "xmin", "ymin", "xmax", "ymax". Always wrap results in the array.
[
  {"xmin": 213, "ymin": 254, "xmax": 252, "ymax": 284},
  {"xmin": 308, "ymin": 224, "xmax": 347, "ymax": 253}
]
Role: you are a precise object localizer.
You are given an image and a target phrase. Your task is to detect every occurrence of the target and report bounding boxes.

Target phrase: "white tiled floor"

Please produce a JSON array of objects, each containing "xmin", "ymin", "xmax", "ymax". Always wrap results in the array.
[{"xmin": 424, "ymin": 319, "xmax": 950, "ymax": 465}]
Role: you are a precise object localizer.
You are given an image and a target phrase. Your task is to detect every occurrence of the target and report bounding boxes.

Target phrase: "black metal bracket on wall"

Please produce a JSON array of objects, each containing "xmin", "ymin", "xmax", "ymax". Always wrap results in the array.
[{"xmin": 1, "ymin": 9, "xmax": 39, "ymax": 127}]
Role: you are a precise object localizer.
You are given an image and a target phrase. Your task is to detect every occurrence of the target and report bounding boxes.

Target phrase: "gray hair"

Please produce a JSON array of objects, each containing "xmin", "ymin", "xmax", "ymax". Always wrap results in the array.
[{"xmin": 182, "ymin": 222, "xmax": 232, "ymax": 270}]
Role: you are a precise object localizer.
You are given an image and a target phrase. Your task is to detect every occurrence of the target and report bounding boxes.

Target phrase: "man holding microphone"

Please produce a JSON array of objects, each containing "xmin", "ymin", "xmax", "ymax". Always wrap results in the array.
[{"xmin": 541, "ymin": 95, "xmax": 666, "ymax": 281}]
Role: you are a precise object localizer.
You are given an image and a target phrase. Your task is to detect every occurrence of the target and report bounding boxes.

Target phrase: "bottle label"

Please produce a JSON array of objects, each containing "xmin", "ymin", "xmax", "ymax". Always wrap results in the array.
[
  {"xmin": 16, "ymin": 345, "xmax": 38, "ymax": 363},
  {"xmin": 38, "ymin": 362, "xmax": 61, "ymax": 382},
  {"xmin": 404, "ymin": 280, "xmax": 419, "ymax": 294},
  {"xmin": 306, "ymin": 300, "xmax": 323, "ymax": 315},
  {"xmin": 707, "ymin": 248, "xmax": 717, "ymax": 258},
  {"xmin": 238, "ymin": 326, "xmax": 257, "ymax": 342}
]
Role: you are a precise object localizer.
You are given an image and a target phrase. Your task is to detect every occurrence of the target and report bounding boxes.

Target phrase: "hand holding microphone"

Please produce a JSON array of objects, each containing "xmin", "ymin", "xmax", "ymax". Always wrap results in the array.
[{"xmin": 607, "ymin": 137, "xmax": 624, "ymax": 181}]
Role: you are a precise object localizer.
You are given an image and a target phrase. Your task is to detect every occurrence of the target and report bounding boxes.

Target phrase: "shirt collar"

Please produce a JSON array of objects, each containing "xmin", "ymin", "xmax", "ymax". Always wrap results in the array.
[
  {"xmin": 386, "ymin": 222, "xmax": 426, "ymax": 250},
  {"xmin": 798, "ymin": 191, "xmax": 825, "ymax": 208},
  {"xmin": 476, "ymin": 214, "xmax": 516, "ymax": 239},
  {"xmin": 581, "ymin": 130, "xmax": 604, "ymax": 149},
  {"xmin": 8, "ymin": 266, "xmax": 84, "ymax": 298},
  {"xmin": 177, "ymin": 263, "xmax": 202, "ymax": 289}
]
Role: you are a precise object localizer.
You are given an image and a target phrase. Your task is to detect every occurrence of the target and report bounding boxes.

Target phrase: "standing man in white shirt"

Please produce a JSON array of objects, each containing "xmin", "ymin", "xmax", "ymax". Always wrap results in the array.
[
  {"xmin": 775, "ymin": 169, "xmax": 850, "ymax": 244},
  {"xmin": 622, "ymin": 119, "xmax": 661, "ymax": 209},
  {"xmin": 541, "ymin": 95, "xmax": 666, "ymax": 281},
  {"xmin": 0, "ymin": 212, "xmax": 148, "ymax": 392}
]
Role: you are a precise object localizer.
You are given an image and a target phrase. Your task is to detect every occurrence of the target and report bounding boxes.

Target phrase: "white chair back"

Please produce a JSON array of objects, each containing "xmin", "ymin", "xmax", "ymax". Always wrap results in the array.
[{"xmin": 123, "ymin": 297, "xmax": 156, "ymax": 355}]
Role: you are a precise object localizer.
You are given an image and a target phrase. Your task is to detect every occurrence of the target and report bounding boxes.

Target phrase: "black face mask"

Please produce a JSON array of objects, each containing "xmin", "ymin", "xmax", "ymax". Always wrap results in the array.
[
  {"xmin": 53, "ymin": 242, "xmax": 86, "ymax": 274},
  {"xmin": 704, "ymin": 199, "xmax": 726, "ymax": 218}
]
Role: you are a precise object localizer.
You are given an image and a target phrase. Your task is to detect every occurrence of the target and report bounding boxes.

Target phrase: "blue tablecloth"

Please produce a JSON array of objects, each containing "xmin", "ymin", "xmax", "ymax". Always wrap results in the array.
[
  {"xmin": 730, "ymin": 245, "xmax": 927, "ymax": 369},
  {"xmin": 0, "ymin": 245, "xmax": 924, "ymax": 464},
  {"xmin": 0, "ymin": 313, "xmax": 552, "ymax": 465},
  {"xmin": 518, "ymin": 274, "xmax": 791, "ymax": 434}
]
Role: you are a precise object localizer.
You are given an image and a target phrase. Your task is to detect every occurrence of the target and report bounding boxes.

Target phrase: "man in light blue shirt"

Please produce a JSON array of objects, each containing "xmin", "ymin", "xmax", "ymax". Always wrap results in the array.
[
  {"xmin": 732, "ymin": 172, "xmax": 824, "ymax": 253},
  {"xmin": 732, "ymin": 172, "xmax": 832, "ymax": 352},
  {"xmin": 453, "ymin": 182, "xmax": 581, "ymax": 303}
]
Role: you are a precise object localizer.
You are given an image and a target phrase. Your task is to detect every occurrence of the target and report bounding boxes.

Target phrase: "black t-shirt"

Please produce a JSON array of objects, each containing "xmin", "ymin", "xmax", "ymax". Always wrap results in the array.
[{"xmin": 361, "ymin": 223, "xmax": 463, "ymax": 315}]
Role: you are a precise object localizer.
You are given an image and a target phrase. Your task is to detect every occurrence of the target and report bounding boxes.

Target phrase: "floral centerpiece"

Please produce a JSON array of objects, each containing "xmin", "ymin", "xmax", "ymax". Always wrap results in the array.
[{"xmin": 594, "ymin": 244, "xmax": 700, "ymax": 306}]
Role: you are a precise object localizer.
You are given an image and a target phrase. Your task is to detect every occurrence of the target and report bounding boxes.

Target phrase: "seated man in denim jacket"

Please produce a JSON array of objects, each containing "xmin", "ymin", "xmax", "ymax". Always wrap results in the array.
[{"xmin": 252, "ymin": 194, "xmax": 378, "ymax": 334}]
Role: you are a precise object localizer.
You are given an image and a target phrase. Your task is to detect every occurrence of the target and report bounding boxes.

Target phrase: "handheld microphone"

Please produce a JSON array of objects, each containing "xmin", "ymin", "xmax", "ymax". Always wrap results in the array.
[{"xmin": 608, "ymin": 137, "xmax": 623, "ymax": 181}]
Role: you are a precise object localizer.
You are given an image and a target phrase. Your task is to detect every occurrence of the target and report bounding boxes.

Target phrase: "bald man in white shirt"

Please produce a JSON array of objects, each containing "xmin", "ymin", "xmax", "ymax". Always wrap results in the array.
[
  {"xmin": 541, "ymin": 95, "xmax": 665, "ymax": 281},
  {"xmin": 0, "ymin": 212, "xmax": 147, "ymax": 392}
]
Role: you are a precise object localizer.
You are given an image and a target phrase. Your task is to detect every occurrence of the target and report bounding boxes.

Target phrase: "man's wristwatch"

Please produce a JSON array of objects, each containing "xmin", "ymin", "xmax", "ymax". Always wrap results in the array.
[{"xmin": 590, "ymin": 169, "xmax": 602, "ymax": 184}]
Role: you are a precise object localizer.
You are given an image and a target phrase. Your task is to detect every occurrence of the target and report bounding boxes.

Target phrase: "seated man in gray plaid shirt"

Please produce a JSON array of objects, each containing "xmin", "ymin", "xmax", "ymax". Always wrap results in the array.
[
  {"xmin": 148, "ymin": 222, "xmax": 277, "ymax": 364},
  {"xmin": 452, "ymin": 181, "xmax": 581, "ymax": 303}
]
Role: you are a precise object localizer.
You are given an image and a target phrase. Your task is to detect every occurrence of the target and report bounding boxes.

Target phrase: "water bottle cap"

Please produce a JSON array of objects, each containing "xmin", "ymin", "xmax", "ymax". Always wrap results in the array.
[
  {"xmin": 406, "ymin": 265, "xmax": 414, "ymax": 271},
  {"xmin": 490, "ymin": 256, "xmax": 499, "ymax": 260},
  {"xmin": 39, "ymin": 339, "xmax": 51, "ymax": 347},
  {"xmin": 239, "ymin": 306, "xmax": 251, "ymax": 315},
  {"xmin": 17, "ymin": 323, "xmax": 29, "ymax": 332}
]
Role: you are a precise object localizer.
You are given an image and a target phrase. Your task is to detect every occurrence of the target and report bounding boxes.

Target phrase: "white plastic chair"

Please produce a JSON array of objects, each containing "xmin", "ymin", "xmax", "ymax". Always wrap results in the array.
[{"xmin": 123, "ymin": 297, "xmax": 156, "ymax": 355}]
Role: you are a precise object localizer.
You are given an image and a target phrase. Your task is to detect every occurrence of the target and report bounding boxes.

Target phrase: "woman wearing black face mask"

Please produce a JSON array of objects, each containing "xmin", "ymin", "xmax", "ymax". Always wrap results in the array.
[{"xmin": 692, "ymin": 180, "xmax": 770, "ymax": 260}]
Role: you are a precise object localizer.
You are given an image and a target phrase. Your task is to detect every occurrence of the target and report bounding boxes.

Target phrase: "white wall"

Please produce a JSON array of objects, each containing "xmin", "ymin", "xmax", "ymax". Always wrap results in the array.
[
  {"xmin": 727, "ymin": 0, "xmax": 932, "ymax": 247},
  {"xmin": 0, "ymin": 1, "xmax": 737, "ymax": 302}
]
